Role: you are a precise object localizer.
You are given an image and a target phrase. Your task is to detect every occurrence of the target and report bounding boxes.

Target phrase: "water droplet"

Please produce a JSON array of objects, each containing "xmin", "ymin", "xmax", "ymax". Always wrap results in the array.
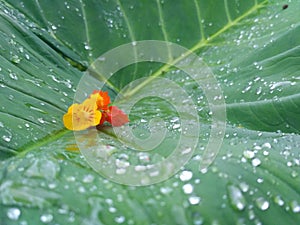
[
  {"xmin": 40, "ymin": 213, "xmax": 53, "ymax": 223},
  {"xmin": 160, "ymin": 187, "xmax": 172, "ymax": 195},
  {"xmin": 248, "ymin": 209, "xmax": 255, "ymax": 220},
  {"xmin": 138, "ymin": 152, "xmax": 150, "ymax": 164},
  {"xmin": 115, "ymin": 215, "xmax": 125, "ymax": 223},
  {"xmin": 2, "ymin": 135, "xmax": 12, "ymax": 142},
  {"xmin": 11, "ymin": 55, "xmax": 21, "ymax": 64},
  {"xmin": 131, "ymin": 41, "xmax": 137, "ymax": 46},
  {"xmin": 227, "ymin": 185, "xmax": 246, "ymax": 211},
  {"xmin": 256, "ymin": 87, "xmax": 262, "ymax": 95},
  {"xmin": 83, "ymin": 174, "xmax": 94, "ymax": 183},
  {"xmin": 274, "ymin": 195, "xmax": 284, "ymax": 206},
  {"xmin": 252, "ymin": 158, "xmax": 261, "ymax": 167},
  {"xmin": 7, "ymin": 208, "xmax": 21, "ymax": 220},
  {"xmin": 257, "ymin": 178, "xmax": 264, "ymax": 184},
  {"xmin": 182, "ymin": 183, "xmax": 193, "ymax": 194},
  {"xmin": 192, "ymin": 212, "xmax": 204, "ymax": 225},
  {"xmin": 115, "ymin": 158, "xmax": 130, "ymax": 168},
  {"xmin": 179, "ymin": 170, "xmax": 193, "ymax": 182},
  {"xmin": 116, "ymin": 168, "xmax": 126, "ymax": 175},
  {"xmin": 291, "ymin": 170, "xmax": 298, "ymax": 178},
  {"xmin": 243, "ymin": 150, "xmax": 255, "ymax": 159},
  {"xmin": 172, "ymin": 123, "xmax": 181, "ymax": 129},
  {"xmin": 109, "ymin": 206, "xmax": 117, "ymax": 213},
  {"xmin": 37, "ymin": 118, "xmax": 46, "ymax": 124},
  {"xmin": 134, "ymin": 165, "xmax": 147, "ymax": 172},
  {"xmin": 48, "ymin": 183, "xmax": 57, "ymax": 189},
  {"xmin": 84, "ymin": 42, "xmax": 92, "ymax": 50},
  {"xmin": 290, "ymin": 200, "xmax": 300, "ymax": 213},
  {"xmin": 263, "ymin": 150, "xmax": 269, "ymax": 156},
  {"xmin": 182, "ymin": 147, "xmax": 192, "ymax": 155},
  {"xmin": 239, "ymin": 182, "xmax": 249, "ymax": 192},
  {"xmin": 255, "ymin": 197, "xmax": 269, "ymax": 211},
  {"xmin": 9, "ymin": 72, "xmax": 18, "ymax": 80},
  {"xmin": 189, "ymin": 196, "xmax": 201, "ymax": 205},
  {"xmin": 200, "ymin": 168, "xmax": 208, "ymax": 174},
  {"xmin": 262, "ymin": 142, "xmax": 271, "ymax": 149},
  {"xmin": 25, "ymin": 158, "xmax": 60, "ymax": 180},
  {"xmin": 25, "ymin": 103, "xmax": 47, "ymax": 114}
]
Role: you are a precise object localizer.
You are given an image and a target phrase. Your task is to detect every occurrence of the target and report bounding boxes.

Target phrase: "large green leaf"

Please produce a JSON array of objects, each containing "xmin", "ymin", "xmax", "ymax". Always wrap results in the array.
[{"xmin": 1, "ymin": 0, "xmax": 300, "ymax": 224}]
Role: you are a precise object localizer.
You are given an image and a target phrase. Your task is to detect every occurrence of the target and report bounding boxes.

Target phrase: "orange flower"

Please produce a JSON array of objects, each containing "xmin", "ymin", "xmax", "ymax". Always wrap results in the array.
[
  {"xmin": 91, "ymin": 90, "xmax": 110, "ymax": 110},
  {"xmin": 63, "ymin": 97, "xmax": 101, "ymax": 131},
  {"xmin": 104, "ymin": 106, "xmax": 129, "ymax": 127}
]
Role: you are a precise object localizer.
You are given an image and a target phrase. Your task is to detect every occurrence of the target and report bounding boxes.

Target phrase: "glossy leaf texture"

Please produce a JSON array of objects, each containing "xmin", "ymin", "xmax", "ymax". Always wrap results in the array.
[{"xmin": 0, "ymin": 0, "xmax": 300, "ymax": 224}]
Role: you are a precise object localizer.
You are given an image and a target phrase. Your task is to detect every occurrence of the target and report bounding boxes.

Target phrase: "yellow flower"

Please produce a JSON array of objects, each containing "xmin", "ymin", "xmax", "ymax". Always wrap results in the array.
[{"xmin": 63, "ymin": 97, "xmax": 101, "ymax": 131}]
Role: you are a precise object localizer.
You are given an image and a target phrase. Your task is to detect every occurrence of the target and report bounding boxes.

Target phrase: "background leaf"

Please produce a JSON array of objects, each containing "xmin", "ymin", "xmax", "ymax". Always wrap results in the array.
[{"xmin": 1, "ymin": 0, "xmax": 300, "ymax": 224}]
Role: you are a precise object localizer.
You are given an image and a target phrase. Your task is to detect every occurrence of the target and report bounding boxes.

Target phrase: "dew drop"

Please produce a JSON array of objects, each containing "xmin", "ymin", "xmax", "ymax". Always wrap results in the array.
[
  {"xmin": 7, "ymin": 208, "xmax": 21, "ymax": 220},
  {"xmin": 116, "ymin": 168, "xmax": 126, "ymax": 175},
  {"xmin": 290, "ymin": 200, "xmax": 300, "ymax": 213},
  {"xmin": 200, "ymin": 168, "xmax": 208, "ymax": 174},
  {"xmin": 115, "ymin": 215, "xmax": 125, "ymax": 223},
  {"xmin": 248, "ymin": 209, "xmax": 255, "ymax": 220},
  {"xmin": 11, "ymin": 55, "xmax": 21, "ymax": 64},
  {"xmin": 160, "ymin": 187, "xmax": 172, "ymax": 195},
  {"xmin": 84, "ymin": 43, "xmax": 92, "ymax": 50},
  {"xmin": 252, "ymin": 158, "xmax": 261, "ymax": 167},
  {"xmin": 189, "ymin": 196, "xmax": 201, "ymax": 205},
  {"xmin": 262, "ymin": 142, "xmax": 271, "ymax": 149},
  {"xmin": 179, "ymin": 170, "xmax": 193, "ymax": 182},
  {"xmin": 256, "ymin": 87, "xmax": 262, "ymax": 95},
  {"xmin": 263, "ymin": 150, "xmax": 269, "ymax": 156},
  {"xmin": 138, "ymin": 152, "xmax": 150, "ymax": 164},
  {"xmin": 2, "ymin": 135, "xmax": 12, "ymax": 142},
  {"xmin": 243, "ymin": 150, "xmax": 255, "ymax": 159},
  {"xmin": 37, "ymin": 118, "xmax": 46, "ymax": 124},
  {"xmin": 115, "ymin": 158, "xmax": 130, "ymax": 168},
  {"xmin": 66, "ymin": 176, "xmax": 76, "ymax": 182},
  {"xmin": 274, "ymin": 195, "xmax": 284, "ymax": 206},
  {"xmin": 192, "ymin": 212, "xmax": 204, "ymax": 225},
  {"xmin": 9, "ymin": 72, "xmax": 18, "ymax": 80},
  {"xmin": 134, "ymin": 165, "xmax": 146, "ymax": 172},
  {"xmin": 182, "ymin": 183, "xmax": 193, "ymax": 194},
  {"xmin": 78, "ymin": 186, "xmax": 86, "ymax": 193},
  {"xmin": 255, "ymin": 197, "xmax": 269, "ymax": 211},
  {"xmin": 257, "ymin": 178, "xmax": 264, "ymax": 184},
  {"xmin": 40, "ymin": 213, "xmax": 53, "ymax": 223},
  {"xmin": 227, "ymin": 185, "xmax": 246, "ymax": 211},
  {"xmin": 172, "ymin": 123, "xmax": 181, "ymax": 129},
  {"xmin": 83, "ymin": 174, "xmax": 94, "ymax": 183},
  {"xmin": 109, "ymin": 207, "xmax": 117, "ymax": 213},
  {"xmin": 291, "ymin": 170, "xmax": 298, "ymax": 178},
  {"xmin": 239, "ymin": 182, "xmax": 249, "ymax": 192}
]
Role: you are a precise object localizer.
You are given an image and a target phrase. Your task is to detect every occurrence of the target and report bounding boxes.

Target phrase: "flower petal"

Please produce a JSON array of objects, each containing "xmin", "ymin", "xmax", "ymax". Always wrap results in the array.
[
  {"xmin": 91, "ymin": 90, "xmax": 111, "ymax": 110},
  {"xmin": 63, "ymin": 100, "xmax": 101, "ymax": 131},
  {"xmin": 107, "ymin": 106, "xmax": 129, "ymax": 127}
]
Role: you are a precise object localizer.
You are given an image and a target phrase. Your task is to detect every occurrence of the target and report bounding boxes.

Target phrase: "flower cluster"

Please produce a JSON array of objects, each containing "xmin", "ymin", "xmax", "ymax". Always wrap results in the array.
[{"xmin": 63, "ymin": 91, "xmax": 129, "ymax": 131}]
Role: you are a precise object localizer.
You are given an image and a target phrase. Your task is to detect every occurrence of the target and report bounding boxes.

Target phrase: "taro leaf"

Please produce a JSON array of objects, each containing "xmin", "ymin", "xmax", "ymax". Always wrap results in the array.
[{"xmin": 1, "ymin": 0, "xmax": 300, "ymax": 225}]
